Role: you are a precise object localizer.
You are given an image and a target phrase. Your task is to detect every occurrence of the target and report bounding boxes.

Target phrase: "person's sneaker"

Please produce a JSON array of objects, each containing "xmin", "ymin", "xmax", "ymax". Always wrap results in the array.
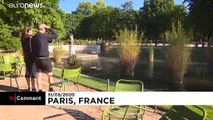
[
  {"xmin": 31, "ymin": 88, "xmax": 37, "ymax": 92},
  {"xmin": 49, "ymin": 87, "xmax": 54, "ymax": 91},
  {"xmin": 27, "ymin": 87, "xmax": 31, "ymax": 92},
  {"xmin": 38, "ymin": 89, "xmax": 43, "ymax": 92}
]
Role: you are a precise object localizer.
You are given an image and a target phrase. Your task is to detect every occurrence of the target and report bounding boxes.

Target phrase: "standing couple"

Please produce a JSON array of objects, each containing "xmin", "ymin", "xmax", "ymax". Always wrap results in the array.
[{"xmin": 21, "ymin": 23, "xmax": 57, "ymax": 92}]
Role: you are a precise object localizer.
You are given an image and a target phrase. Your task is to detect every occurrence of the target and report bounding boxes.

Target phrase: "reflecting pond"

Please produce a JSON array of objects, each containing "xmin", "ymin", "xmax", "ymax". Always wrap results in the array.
[{"xmin": 81, "ymin": 57, "xmax": 212, "ymax": 91}]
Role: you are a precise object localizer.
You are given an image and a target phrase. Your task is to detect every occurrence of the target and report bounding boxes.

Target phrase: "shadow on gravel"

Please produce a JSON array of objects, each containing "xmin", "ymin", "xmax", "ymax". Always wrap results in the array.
[{"xmin": 43, "ymin": 108, "xmax": 95, "ymax": 120}]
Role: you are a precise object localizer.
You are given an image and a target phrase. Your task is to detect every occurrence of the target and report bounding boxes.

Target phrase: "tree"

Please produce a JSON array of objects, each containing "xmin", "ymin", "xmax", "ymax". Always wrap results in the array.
[
  {"xmin": 170, "ymin": 5, "xmax": 187, "ymax": 25},
  {"xmin": 0, "ymin": 0, "xmax": 65, "ymax": 41},
  {"xmin": 75, "ymin": 1, "xmax": 138, "ymax": 40},
  {"xmin": 67, "ymin": 1, "xmax": 95, "ymax": 39},
  {"xmin": 74, "ymin": 1, "xmax": 94, "ymax": 16},
  {"xmin": 121, "ymin": 1, "xmax": 134, "ymax": 11},
  {"xmin": 139, "ymin": 0, "xmax": 175, "ymax": 44},
  {"xmin": 119, "ymin": 1, "xmax": 138, "ymax": 31},
  {"xmin": 0, "ymin": 23, "xmax": 21, "ymax": 51},
  {"xmin": 185, "ymin": 0, "xmax": 213, "ymax": 46}
]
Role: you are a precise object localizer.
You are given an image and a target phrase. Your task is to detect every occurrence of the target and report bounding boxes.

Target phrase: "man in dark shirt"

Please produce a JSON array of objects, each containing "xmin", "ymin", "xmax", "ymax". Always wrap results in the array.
[
  {"xmin": 31, "ymin": 23, "xmax": 57, "ymax": 92},
  {"xmin": 21, "ymin": 26, "xmax": 36, "ymax": 91}
]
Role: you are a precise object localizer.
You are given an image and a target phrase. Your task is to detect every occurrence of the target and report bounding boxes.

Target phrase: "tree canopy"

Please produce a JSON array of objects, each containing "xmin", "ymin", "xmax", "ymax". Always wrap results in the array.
[
  {"xmin": 0, "ymin": 0, "xmax": 212, "ymax": 50},
  {"xmin": 0, "ymin": 0, "xmax": 65, "ymax": 50}
]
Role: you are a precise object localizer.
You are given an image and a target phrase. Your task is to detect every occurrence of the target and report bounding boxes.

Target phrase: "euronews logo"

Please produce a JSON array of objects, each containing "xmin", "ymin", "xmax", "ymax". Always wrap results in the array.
[{"xmin": 8, "ymin": 2, "xmax": 45, "ymax": 9}]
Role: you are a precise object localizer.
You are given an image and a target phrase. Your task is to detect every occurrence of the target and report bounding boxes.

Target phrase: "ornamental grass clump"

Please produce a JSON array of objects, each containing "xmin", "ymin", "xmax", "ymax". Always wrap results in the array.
[
  {"xmin": 53, "ymin": 41, "xmax": 65, "ymax": 63},
  {"xmin": 164, "ymin": 24, "xmax": 192, "ymax": 84},
  {"xmin": 116, "ymin": 28, "xmax": 141, "ymax": 75}
]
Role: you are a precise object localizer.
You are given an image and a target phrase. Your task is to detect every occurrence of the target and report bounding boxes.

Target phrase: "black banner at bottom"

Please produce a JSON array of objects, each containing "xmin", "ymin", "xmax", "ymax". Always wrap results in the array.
[{"xmin": 0, "ymin": 92, "xmax": 45, "ymax": 105}]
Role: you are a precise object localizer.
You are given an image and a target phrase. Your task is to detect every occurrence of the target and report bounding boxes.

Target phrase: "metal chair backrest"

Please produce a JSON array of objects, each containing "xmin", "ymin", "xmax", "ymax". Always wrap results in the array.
[
  {"xmin": 2, "ymin": 54, "xmax": 17, "ymax": 72},
  {"xmin": 0, "ymin": 61, "xmax": 14, "ymax": 74},
  {"xmin": 2, "ymin": 54, "xmax": 17, "ymax": 64},
  {"xmin": 115, "ymin": 79, "xmax": 144, "ymax": 92},
  {"xmin": 62, "ymin": 67, "xmax": 81, "ymax": 83},
  {"xmin": 160, "ymin": 105, "xmax": 207, "ymax": 120},
  {"xmin": 107, "ymin": 79, "xmax": 144, "ymax": 119}
]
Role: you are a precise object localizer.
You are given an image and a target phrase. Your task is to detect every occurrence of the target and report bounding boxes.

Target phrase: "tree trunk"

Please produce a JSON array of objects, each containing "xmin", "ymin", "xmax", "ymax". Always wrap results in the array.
[
  {"xmin": 155, "ymin": 39, "xmax": 157, "ymax": 46},
  {"xmin": 207, "ymin": 32, "xmax": 212, "ymax": 47},
  {"xmin": 202, "ymin": 38, "xmax": 205, "ymax": 48}
]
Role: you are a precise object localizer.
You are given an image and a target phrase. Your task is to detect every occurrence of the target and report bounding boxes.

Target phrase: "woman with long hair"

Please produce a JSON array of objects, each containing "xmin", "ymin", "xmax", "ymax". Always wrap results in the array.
[{"xmin": 21, "ymin": 26, "xmax": 36, "ymax": 91}]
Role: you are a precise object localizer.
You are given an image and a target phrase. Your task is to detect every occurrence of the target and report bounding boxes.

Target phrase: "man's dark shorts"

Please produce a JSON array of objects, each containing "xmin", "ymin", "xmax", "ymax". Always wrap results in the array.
[
  {"xmin": 25, "ymin": 61, "xmax": 36, "ymax": 78},
  {"xmin": 34, "ymin": 58, "xmax": 52, "ymax": 73}
]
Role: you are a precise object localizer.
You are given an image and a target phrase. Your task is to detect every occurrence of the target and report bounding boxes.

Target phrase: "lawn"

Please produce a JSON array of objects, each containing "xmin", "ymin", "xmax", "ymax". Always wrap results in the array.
[
  {"xmin": 158, "ymin": 105, "xmax": 213, "ymax": 119},
  {"xmin": 52, "ymin": 67, "xmax": 115, "ymax": 91}
]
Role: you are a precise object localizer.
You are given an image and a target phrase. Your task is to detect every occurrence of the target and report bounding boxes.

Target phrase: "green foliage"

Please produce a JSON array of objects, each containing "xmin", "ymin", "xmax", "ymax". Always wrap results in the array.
[
  {"xmin": 0, "ymin": 24, "xmax": 21, "ymax": 51},
  {"xmin": 0, "ymin": 0, "xmax": 65, "ymax": 42},
  {"xmin": 170, "ymin": 5, "xmax": 187, "ymax": 24},
  {"xmin": 64, "ymin": 13, "xmax": 84, "ymax": 38},
  {"xmin": 75, "ymin": 1, "xmax": 94, "ymax": 16},
  {"xmin": 0, "ymin": 56, "xmax": 3, "ymax": 64},
  {"xmin": 164, "ymin": 23, "xmax": 192, "ymax": 83},
  {"xmin": 65, "ymin": 0, "xmax": 187, "ymax": 41},
  {"xmin": 139, "ymin": 0, "xmax": 174, "ymax": 40},
  {"xmin": 159, "ymin": 105, "xmax": 213, "ymax": 120},
  {"xmin": 186, "ymin": 0, "xmax": 213, "ymax": 43},
  {"xmin": 66, "ymin": 1, "xmax": 138, "ymax": 40},
  {"xmin": 116, "ymin": 28, "xmax": 142, "ymax": 75},
  {"xmin": 1, "ymin": 0, "xmax": 211, "ymax": 47}
]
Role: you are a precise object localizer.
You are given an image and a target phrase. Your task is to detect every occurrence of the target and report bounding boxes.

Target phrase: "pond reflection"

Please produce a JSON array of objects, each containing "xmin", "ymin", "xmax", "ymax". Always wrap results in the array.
[{"xmin": 81, "ymin": 57, "xmax": 213, "ymax": 91}]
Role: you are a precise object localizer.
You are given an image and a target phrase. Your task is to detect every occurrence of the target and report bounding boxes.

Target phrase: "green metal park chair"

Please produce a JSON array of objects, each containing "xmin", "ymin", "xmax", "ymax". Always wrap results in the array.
[
  {"xmin": 50, "ymin": 67, "xmax": 81, "ymax": 91},
  {"xmin": 16, "ymin": 55, "xmax": 25, "ymax": 77},
  {"xmin": 101, "ymin": 79, "xmax": 146, "ymax": 120},
  {"xmin": 0, "ymin": 54, "xmax": 20, "ymax": 91},
  {"xmin": 160, "ymin": 105, "xmax": 207, "ymax": 120},
  {"xmin": 2, "ymin": 54, "xmax": 17, "ymax": 64}
]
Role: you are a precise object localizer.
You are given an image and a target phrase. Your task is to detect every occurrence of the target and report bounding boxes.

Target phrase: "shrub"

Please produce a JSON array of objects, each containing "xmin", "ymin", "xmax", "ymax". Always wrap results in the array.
[
  {"xmin": 0, "ymin": 24, "xmax": 21, "ymax": 51},
  {"xmin": 67, "ymin": 54, "xmax": 81, "ymax": 68},
  {"xmin": 116, "ymin": 28, "xmax": 142, "ymax": 75},
  {"xmin": 164, "ymin": 23, "xmax": 192, "ymax": 84}
]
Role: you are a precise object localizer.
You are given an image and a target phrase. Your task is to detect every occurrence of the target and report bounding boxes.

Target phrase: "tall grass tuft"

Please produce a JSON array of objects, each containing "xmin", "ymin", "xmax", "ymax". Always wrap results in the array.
[
  {"xmin": 164, "ymin": 24, "xmax": 192, "ymax": 84},
  {"xmin": 116, "ymin": 28, "xmax": 142, "ymax": 75},
  {"xmin": 53, "ymin": 40, "xmax": 65, "ymax": 63}
]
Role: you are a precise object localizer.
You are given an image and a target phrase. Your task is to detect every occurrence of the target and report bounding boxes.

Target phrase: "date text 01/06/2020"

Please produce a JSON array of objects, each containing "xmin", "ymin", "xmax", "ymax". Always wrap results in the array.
[{"xmin": 47, "ymin": 93, "xmax": 115, "ymax": 105}]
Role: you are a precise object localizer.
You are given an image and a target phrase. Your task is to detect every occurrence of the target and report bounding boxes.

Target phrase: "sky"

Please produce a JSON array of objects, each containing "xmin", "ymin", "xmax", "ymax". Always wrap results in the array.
[{"xmin": 59, "ymin": 0, "xmax": 185, "ymax": 13}]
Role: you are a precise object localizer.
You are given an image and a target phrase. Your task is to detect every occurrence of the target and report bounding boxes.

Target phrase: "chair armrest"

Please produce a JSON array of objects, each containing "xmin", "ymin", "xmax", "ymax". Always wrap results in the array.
[
  {"xmin": 99, "ymin": 105, "xmax": 111, "ymax": 112},
  {"xmin": 100, "ymin": 105, "xmax": 104, "ymax": 112}
]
